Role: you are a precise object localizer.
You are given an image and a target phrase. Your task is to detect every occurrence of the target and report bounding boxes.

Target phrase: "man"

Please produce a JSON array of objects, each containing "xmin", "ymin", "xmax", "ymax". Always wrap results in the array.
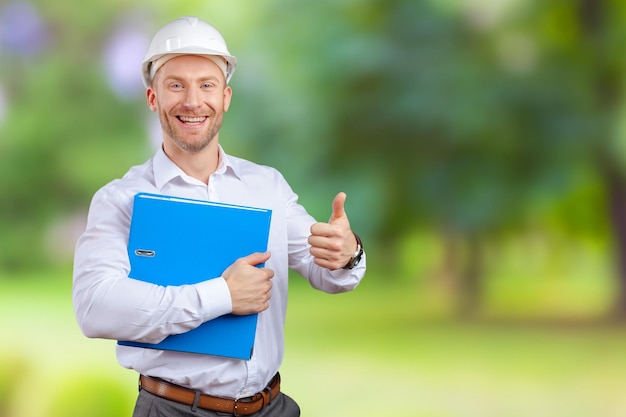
[{"xmin": 72, "ymin": 16, "xmax": 366, "ymax": 417}]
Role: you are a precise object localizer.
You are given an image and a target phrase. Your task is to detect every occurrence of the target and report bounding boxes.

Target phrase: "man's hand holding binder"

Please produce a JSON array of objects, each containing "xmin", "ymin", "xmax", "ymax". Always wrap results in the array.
[
  {"xmin": 118, "ymin": 193, "xmax": 273, "ymax": 359},
  {"xmin": 223, "ymin": 252, "xmax": 274, "ymax": 315}
]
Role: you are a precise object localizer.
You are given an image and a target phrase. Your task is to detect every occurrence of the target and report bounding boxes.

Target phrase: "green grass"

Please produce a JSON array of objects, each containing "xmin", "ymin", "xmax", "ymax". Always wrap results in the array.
[
  {"xmin": 2, "ymin": 269, "xmax": 626, "ymax": 416},
  {"xmin": 283, "ymin": 277, "xmax": 626, "ymax": 417}
]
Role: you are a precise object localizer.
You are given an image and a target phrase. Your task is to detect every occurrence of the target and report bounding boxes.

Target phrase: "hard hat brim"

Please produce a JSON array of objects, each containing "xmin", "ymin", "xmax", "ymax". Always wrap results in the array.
[{"xmin": 141, "ymin": 46, "xmax": 237, "ymax": 87}]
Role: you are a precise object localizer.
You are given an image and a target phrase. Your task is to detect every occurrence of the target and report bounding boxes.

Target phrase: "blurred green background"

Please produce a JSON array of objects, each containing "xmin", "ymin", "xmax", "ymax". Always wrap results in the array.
[{"xmin": 2, "ymin": 0, "xmax": 626, "ymax": 416}]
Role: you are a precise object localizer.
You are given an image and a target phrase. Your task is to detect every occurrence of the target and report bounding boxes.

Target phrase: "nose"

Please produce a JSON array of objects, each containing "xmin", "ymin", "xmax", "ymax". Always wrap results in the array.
[{"xmin": 183, "ymin": 88, "xmax": 201, "ymax": 108}]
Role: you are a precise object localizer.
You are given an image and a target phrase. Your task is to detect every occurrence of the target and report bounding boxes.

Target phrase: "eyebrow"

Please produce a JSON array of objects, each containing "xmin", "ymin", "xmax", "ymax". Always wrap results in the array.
[{"xmin": 163, "ymin": 74, "xmax": 221, "ymax": 83}]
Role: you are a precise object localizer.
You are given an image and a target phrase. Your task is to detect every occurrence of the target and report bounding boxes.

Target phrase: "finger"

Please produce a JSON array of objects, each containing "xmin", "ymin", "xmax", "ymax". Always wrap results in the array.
[
  {"xmin": 329, "ymin": 192, "xmax": 347, "ymax": 223},
  {"xmin": 310, "ymin": 245, "xmax": 343, "ymax": 262},
  {"xmin": 307, "ymin": 234, "xmax": 324, "ymax": 248},
  {"xmin": 312, "ymin": 256, "xmax": 340, "ymax": 271},
  {"xmin": 310, "ymin": 222, "xmax": 335, "ymax": 238}
]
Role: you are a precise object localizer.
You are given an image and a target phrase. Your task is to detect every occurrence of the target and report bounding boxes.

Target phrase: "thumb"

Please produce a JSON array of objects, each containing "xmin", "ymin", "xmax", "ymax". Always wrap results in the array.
[
  {"xmin": 241, "ymin": 251, "xmax": 271, "ymax": 266},
  {"xmin": 329, "ymin": 192, "xmax": 347, "ymax": 223}
]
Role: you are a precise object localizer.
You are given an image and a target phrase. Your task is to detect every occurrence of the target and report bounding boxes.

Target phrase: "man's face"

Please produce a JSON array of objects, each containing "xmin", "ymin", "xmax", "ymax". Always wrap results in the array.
[{"xmin": 147, "ymin": 55, "xmax": 232, "ymax": 154}]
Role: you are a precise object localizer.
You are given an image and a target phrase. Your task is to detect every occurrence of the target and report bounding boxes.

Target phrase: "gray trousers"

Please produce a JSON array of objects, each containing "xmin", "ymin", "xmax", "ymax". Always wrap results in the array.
[{"xmin": 132, "ymin": 389, "xmax": 301, "ymax": 417}]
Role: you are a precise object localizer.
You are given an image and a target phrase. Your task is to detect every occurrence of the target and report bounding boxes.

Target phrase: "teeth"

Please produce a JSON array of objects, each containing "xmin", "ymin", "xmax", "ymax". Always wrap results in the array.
[{"xmin": 179, "ymin": 116, "xmax": 206, "ymax": 123}]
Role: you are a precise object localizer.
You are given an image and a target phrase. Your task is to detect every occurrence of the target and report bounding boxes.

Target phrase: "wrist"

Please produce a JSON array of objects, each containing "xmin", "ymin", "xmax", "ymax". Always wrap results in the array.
[{"xmin": 343, "ymin": 233, "xmax": 364, "ymax": 270}]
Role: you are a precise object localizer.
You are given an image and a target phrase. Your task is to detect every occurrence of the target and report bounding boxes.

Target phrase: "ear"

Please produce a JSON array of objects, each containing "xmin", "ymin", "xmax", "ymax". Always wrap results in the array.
[
  {"xmin": 223, "ymin": 86, "xmax": 233, "ymax": 112},
  {"xmin": 146, "ymin": 87, "xmax": 157, "ymax": 112}
]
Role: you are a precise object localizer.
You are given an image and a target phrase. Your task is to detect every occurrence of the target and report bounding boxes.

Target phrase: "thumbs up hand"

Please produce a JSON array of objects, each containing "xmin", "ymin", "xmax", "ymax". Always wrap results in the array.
[{"xmin": 308, "ymin": 192, "xmax": 358, "ymax": 271}]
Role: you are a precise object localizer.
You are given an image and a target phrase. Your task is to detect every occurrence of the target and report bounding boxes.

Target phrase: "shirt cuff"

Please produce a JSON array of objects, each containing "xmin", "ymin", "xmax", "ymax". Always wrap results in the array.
[{"xmin": 195, "ymin": 277, "xmax": 233, "ymax": 321}]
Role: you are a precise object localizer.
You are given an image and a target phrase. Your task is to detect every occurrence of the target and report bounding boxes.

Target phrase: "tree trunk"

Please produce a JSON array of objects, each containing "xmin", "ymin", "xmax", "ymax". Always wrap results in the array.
[
  {"xmin": 600, "ymin": 162, "xmax": 626, "ymax": 320},
  {"xmin": 458, "ymin": 234, "xmax": 483, "ymax": 319},
  {"xmin": 579, "ymin": 0, "xmax": 626, "ymax": 320},
  {"xmin": 439, "ymin": 231, "xmax": 484, "ymax": 319}
]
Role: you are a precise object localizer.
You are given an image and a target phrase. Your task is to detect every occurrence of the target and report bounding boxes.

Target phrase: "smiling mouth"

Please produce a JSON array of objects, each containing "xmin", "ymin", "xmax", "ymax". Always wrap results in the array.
[{"xmin": 177, "ymin": 116, "xmax": 207, "ymax": 125}]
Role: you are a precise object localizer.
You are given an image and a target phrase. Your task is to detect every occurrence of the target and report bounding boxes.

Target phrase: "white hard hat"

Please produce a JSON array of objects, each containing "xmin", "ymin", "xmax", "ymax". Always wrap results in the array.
[{"xmin": 141, "ymin": 16, "xmax": 237, "ymax": 87}]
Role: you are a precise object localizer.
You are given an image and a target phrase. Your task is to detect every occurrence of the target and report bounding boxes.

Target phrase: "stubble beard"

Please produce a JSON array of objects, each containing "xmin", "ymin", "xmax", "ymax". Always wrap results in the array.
[{"xmin": 160, "ymin": 110, "xmax": 224, "ymax": 154}]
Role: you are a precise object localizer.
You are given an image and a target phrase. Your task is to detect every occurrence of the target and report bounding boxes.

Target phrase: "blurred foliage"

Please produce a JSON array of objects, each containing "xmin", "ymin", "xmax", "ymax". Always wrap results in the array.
[
  {"xmin": 3, "ymin": 4, "xmax": 626, "ymax": 416},
  {"xmin": 0, "ymin": 355, "xmax": 29, "ymax": 416},
  {"xmin": 1, "ymin": 0, "xmax": 626, "ymax": 315},
  {"xmin": 47, "ymin": 374, "xmax": 134, "ymax": 417}
]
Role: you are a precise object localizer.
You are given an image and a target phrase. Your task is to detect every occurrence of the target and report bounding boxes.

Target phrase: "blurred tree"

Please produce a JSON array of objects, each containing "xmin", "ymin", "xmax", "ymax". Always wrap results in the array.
[
  {"xmin": 574, "ymin": 0, "xmax": 626, "ymax": 318},
  {"xmin": 0, "ymin": 0, "xmax": 623, "ymax": 322},
  {"xmin": 231, "ymin": 0, "xmax": 617, "ymax": 316},
  {"xmin": 0, "ymin": 1, "xmax": 151, "ymax": 271}
]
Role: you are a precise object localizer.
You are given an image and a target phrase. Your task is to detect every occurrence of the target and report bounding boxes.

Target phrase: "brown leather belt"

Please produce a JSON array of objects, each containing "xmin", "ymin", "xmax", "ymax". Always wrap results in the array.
[{"xmin": 139, "ymin": 373, "xmax": 280, "ymax": 416}]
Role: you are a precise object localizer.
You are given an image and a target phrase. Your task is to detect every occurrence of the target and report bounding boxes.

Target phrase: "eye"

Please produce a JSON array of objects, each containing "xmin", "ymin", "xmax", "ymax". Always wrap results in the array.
[
  {"xmin": 201, "ymin": 82, "xmax": 215, "ymax": 89},
  {"xmin": 169, "ymin": 82, "xmax": 184, "ymax": 90}
]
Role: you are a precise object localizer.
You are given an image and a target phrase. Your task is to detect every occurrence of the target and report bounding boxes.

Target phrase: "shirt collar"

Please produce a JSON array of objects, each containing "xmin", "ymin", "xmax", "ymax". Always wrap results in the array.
[{"xmin": 153, "ymin": 145, "xmax": 241, "ymax": 190}]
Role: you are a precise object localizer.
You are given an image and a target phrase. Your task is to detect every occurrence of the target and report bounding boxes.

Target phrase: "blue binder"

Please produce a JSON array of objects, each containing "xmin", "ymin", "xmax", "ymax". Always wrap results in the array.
[{"xmin": 118, "ymin": 192, "xmax": 272, "ymax": 360}]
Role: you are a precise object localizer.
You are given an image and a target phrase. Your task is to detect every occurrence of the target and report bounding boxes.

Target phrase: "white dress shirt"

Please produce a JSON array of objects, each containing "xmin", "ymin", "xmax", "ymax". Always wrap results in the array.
[{"xmin": 72, "ymin": 145, "xmax": 366, "ymax": 399}]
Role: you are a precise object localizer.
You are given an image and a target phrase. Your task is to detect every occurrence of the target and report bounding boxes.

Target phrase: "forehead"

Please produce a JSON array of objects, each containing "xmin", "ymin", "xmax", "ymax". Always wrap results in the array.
[{"xmin": 158, "ymin": 55, "xmax": 224, "ymax": 80}]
